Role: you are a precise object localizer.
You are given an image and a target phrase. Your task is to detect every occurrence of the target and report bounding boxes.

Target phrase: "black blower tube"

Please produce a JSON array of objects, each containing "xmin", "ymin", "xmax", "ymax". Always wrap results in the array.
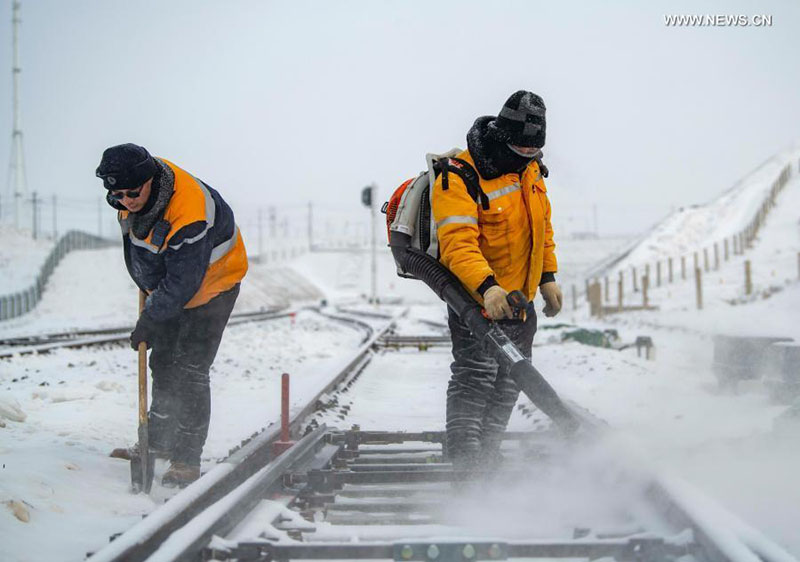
[{"xmin": 391, "ymin": 239, "xmax": 579, "ymax": 434}]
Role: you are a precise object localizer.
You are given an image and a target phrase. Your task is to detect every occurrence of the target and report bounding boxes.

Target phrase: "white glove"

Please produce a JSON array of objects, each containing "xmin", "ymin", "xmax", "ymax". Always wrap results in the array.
[
  {"xmin": 483, "ymin": 285, "xmax": 512, "ymax": 320},
  {"xmin": 540, "ymin": 282, "xmax": 563, "ymax": 318}
]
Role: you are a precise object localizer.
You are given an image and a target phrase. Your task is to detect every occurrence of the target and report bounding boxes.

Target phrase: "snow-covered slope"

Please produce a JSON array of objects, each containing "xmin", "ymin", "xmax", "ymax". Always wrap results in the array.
[
  {"xmin": 0, "ymin": 226, "xmax": 55, "ymax": 294},
  {"xmin": 595, "ymin": 147, "xmax": 800, "ymax": 277},
  {"xmin": 594, "ymin": 165, "xmax": 800, "ymax": 340},
  {"xmin": 0, "ymin": 248, "xmax": 324, "ymax": 338}
]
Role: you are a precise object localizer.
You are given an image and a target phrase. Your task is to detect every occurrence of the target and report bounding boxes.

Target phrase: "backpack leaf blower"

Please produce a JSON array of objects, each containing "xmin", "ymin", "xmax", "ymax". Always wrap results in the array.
[{"xmin": 383, "ymin": 151, "xmax": 579, "ymax": 435}]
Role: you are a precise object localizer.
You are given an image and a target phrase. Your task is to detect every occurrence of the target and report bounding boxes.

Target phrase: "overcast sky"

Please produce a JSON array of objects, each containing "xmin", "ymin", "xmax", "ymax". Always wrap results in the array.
[{"xmin": 1, "ymin": 0, "xmax": 799, "ymax": 237}]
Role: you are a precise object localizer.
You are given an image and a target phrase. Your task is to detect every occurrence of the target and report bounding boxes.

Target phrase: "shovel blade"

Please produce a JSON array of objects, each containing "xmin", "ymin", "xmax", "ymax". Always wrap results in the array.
[{"xmin": 131, "ymin": 424, "xmax": 155, "ymax": 494}]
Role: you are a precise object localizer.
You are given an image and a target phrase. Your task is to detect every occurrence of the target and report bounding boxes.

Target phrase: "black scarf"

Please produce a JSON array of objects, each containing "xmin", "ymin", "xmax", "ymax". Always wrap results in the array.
[
  {"xmin": 466, "ymin": 116, "xmax": 536, "ymax": 180},
  {"xmin": 131, "ymin": 159, "xmax": 175, "ymax": 239}
]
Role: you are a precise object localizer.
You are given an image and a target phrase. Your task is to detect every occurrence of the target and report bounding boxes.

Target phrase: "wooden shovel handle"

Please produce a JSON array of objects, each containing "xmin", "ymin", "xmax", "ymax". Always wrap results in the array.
[{"xmin": 138, "ymin": 291, "xmax": 148, "ymax": 425}]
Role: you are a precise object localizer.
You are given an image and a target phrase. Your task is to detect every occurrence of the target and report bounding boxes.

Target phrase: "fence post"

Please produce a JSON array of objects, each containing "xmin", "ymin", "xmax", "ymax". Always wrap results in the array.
[
  {"xmin": 668, "ymin": 257, "xmax": 673, "ymax": 283},
  {"xmin": 589, "ymin": 282, "xmax": 603, "ymax": 318},
  {"xmin": 632, "ymin": 266, "xmax": 639, "ymax": 292},
  {"xmin": 714, "ymin": 243, "xmax": 719, "ymax": 270},
  {"xmin": 745, "ymin": 260, "xmax": 752, "ymax": 295},
  {"xmin": 571, "ymin": 284, "xmax": 577, "ymax": 311},
  {"xmin": 604, "ymin": 276, "xmax": 609, "ymax": 302},
  {"xmin": 724, "ymin": 239, "xmax": 729, "ymax": 261},
  {"xmin": 681, "ymin": 256, "xmax": 686, "ymax": 280},
  {"xmin": 693, "ymin": 252, "xmax": 699, "ymax": 273},
  {"xmin": 642, "ymin": 275, "xmax": 649, "ymax": 308},
  {"xmin": 617, "ymin": 277, "xmax": 623, "ymax": 312},
  {"xmin": 695, "ymin": 268, "xmax": 703, "ymax": 310},
  {"xmin": 656, "ymin": 261, "xmax": 661, "ymax": 287}
]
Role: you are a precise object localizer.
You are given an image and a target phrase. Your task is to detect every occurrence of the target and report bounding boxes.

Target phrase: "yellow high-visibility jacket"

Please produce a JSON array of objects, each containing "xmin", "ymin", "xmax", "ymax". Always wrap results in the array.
[{"xmin": 432, "ymin": 149, "xmax": 557, "ymax": 304}]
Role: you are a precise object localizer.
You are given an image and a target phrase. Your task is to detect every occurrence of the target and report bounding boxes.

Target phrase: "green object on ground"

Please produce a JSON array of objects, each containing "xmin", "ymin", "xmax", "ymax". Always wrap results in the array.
[{"xmin": 562, "ymin": 328, "xmax": 614, "ymax": 348}]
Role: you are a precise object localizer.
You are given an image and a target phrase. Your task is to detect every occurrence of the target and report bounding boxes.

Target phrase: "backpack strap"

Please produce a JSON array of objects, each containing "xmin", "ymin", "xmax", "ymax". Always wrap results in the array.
[{"xmin": 440, "ymin": 157, "xmax": 490, "ymax": 210}]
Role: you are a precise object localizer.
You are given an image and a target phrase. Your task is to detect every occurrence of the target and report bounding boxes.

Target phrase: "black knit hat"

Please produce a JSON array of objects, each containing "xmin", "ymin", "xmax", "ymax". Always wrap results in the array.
[
  {"xmin": 486, "ymin": 90, "xmax": 546, "ymax": 148},
  {"xmin": 95, "ymin": 143, "xmax": 157, "ymax": 190}
]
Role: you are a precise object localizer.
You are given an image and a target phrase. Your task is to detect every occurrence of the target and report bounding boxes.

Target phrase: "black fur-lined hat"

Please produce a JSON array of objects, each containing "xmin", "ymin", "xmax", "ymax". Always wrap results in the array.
[
  {"xmin": 486, "ymin": 90, "xmax": 546, "ymax": 148},
  {"xmin": 96, "ymin": 143, "xmax": 157, "ymax": 190}
]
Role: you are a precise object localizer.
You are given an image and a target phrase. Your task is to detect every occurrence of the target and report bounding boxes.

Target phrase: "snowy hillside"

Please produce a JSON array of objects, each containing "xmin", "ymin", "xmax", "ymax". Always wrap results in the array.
[
  {"xmin": 595, "ymin": 147, "xmax": 800, "ymax": 277},
  {"xmin": 580, "ymin": 155, "xmax": 800, "ymax": 341},
  {"xmin": 0, "ymin": 226, "xmax": 55, "ymax": 294}
]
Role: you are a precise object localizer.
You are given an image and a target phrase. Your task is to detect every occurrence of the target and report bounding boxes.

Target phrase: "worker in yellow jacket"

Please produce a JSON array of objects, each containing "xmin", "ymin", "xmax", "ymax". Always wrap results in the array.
[
  {"xmin": 97, "ymin": 143, "xmax": 247, "ymax": 487},
  {"xmin": 432, "ymin": 91, "xmax": 563, "ymax": 471}
]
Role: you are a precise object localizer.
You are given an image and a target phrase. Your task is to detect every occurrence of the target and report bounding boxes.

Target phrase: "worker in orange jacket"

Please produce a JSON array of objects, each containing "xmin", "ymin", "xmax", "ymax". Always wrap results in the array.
[
  {"xmin": 97, "ymin": 143, "xmax": 247, "ymax": 487},
  {"xmin": 431, "ymin": 91, "xmax": 563, "ymax": 470}
]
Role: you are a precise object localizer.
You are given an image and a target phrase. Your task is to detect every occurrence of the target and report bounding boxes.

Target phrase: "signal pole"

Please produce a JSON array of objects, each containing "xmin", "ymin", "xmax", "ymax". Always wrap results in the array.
[
  {"xmin": 371, "ymin": 184, "xmax": 377, "ymax": 305},
  {"xmin": 361, "ymin": 184, "xmax": 377, "ymax": 305},
  {"xmin": 7, "ymin": 1, "xmax": 28, "ymax": 228}
]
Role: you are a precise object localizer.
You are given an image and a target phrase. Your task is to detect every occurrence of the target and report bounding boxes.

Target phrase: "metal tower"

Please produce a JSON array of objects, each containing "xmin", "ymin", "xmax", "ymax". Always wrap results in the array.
[{"xmin": 6, "ymin": 1, "xmax": 27, "ymax": 227}]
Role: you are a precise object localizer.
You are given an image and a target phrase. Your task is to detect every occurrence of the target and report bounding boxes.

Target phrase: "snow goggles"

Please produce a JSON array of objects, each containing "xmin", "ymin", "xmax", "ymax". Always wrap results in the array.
[{"xmin": 108, "ymin": 188, "xmax": 143, "ymax": 200}]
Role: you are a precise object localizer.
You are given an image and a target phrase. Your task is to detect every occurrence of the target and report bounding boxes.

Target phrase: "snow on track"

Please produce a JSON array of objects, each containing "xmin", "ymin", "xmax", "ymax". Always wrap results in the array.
[{"xmin": 0, "ymin": 311, "xmax": 366, "ymax": 562}]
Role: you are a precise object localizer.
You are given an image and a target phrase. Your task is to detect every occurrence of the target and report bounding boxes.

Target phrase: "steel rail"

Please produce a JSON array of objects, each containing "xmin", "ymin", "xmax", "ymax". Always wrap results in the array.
[
  {"xmin": 0, "ymin": 306, "xmax": 336, "ymax": 358},
  {"xmin": 87, "ymin": 311, "xmax": 403, "ymax": 562},
  {"xmin": 0, "ymin": 308, "xmax": 288, "ymax": 347}
]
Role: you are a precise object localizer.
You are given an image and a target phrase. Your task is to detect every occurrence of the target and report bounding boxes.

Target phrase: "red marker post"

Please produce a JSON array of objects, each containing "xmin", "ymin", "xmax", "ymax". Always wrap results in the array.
[{"xmin": 271, "ymin": 373, "xmax": 295, "ymax": 457}]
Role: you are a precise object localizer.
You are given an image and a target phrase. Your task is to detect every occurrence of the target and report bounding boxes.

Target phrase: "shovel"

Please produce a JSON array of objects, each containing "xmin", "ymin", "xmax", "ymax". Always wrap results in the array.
[{"xmin": 130, "ymin": 290, "xmax": 155, "ymax": 493}]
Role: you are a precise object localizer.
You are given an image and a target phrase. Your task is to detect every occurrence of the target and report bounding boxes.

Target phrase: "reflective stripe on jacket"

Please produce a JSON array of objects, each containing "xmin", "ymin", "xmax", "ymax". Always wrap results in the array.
[
  {"xmin": 119, "ymin": 158, "xmax": 248, "ymax": 321},
  {"xmin": 431, "ymin": 149, "xmax": 556, "ymax": 304}
]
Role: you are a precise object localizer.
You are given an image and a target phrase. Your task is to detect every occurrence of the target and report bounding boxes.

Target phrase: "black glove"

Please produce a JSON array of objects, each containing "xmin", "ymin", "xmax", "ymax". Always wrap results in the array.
[{"xmin": 130, "ymin": 312, "xmax": 161, "ymax": 350}]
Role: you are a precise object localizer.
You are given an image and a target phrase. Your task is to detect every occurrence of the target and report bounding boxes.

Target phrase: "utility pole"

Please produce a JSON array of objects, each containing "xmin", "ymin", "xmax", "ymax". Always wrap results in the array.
[
  {"xmin": 257, "ymin": 207, "xmax": 263, "ymax": 260},
  {"xmin": 52, "ymin": 194, "xmax": 57, "ymax": 239},
  {"xmin": 307, "ymin": 201, "xmax": 313, "ymax": 251},
  {"xmin": 268, "ymin": 206, "xmax": 276, "ymax": 238},
  {"xmin": 7, "ymin": 1, "xmax": 28, "ymax": 229},
  {"xmin": 30, "ymin": 191, "xmax": 38, "ymax": 239}
]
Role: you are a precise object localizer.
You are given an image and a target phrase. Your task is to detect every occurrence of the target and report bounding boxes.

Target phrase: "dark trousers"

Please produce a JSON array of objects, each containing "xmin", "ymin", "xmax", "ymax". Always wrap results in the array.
[
  {"xmin": 446, "ymin": 306, "xmax": 537, "ymax": 468},
  {"xmin": 148, "ymin": 284, "xmax": 239, "ymax": 466}
]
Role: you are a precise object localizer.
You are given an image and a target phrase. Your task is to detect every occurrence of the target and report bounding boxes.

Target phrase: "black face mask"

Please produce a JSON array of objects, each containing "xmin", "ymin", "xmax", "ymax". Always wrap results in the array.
[{"xmin": 490, "ymin": 142, "xmax": 536, "ymax": 176}]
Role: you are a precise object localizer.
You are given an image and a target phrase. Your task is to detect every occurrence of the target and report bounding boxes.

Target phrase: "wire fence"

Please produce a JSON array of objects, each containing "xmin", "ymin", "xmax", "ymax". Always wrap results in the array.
[
  {"xmin": 579, "ymin": 160, "xmax": 796, "ymax": 316},
  {"xmin": 0, "ymin": 230, "xmax": 118, "ymax": 321}
]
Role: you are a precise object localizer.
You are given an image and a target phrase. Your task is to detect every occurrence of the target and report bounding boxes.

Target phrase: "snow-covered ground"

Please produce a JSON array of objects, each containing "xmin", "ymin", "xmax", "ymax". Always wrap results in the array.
[
  {"xmin": 590, "ymin": 154, "xmax": 800, "ymax": 341},
  {"xmin": 0, "ymin": 226, "xmax": 55, "ymax": 295},
  {"xmin": 0, "ymin": 310, "xmax": 367, "ymax": 561},
  {"xmin": 0, "ymin": 247, "xmax": 323, "ymax": 338},
  {"xmin": 602, "ymin": 147, "xmax": 800, "ymax": 275},
  {"xmin": 1, "ymin": 150, "xmax": 799, "ymax": 561}
]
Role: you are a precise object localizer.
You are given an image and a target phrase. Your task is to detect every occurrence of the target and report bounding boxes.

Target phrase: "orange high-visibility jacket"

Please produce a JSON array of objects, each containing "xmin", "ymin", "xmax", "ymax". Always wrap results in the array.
[
  {"xmin": 119, "ymin": 158, "xmax": 248, "ymax": 321},
  {"xmin": 431, "ymin": 149, "xmax": 557, "ymax": 304}
]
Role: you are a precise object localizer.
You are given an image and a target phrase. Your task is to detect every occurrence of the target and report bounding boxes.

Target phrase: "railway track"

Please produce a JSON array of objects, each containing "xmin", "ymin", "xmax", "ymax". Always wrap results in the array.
[
  {"xmin": 82, "ymin": 309, "xmax": 796, "ymax": 562},
  {"xmin": 0, "ymin": 307, "xmax": 309, "ymax": 358}
]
